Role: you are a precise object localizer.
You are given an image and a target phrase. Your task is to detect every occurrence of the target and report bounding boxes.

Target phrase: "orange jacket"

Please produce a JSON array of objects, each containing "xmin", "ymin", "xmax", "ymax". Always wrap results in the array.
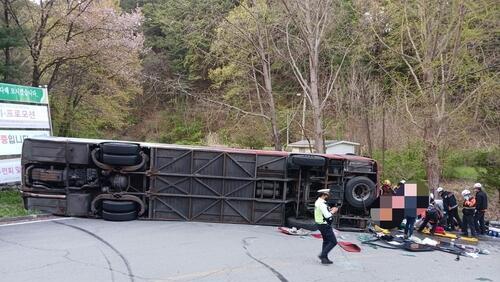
[{"xmin": 463, "ymin": 197, "xmax": 476, "ymax": 216}]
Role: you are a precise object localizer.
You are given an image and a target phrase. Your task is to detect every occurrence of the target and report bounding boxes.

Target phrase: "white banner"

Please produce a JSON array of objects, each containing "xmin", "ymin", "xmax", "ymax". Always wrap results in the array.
[
  {"xmin": 0, "ymin": 130, "xmax": 51, "ymax": 156},
  {"xmin": 0, "ymin": 158, "xmax": 21, "ymax": 184},
  {"xmin": 0, "ymin": 103, "xmax": 50, "ymax": 129}
]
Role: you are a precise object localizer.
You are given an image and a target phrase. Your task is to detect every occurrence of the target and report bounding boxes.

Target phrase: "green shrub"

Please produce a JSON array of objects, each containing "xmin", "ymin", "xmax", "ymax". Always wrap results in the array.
[
  {"xmin": 442, "ymin": 148, "xmax": 491, "ymax": 180},
  {"xmin": 373, "ymin": 145, "xmax": 494, "ymax": 189},
  {"xmin": 475, "ymin": 148, "xmax": 500, "ymax": 194},
  {"xmin": 443, "ymin": 166, "xmax": 482, "ymax": 180},
  {"xmin": 373, "ymin": 142, "xmax": 426, "ymax": 184},
  {"xmin": 230, "ymin": 121, "xmax": 268, "ymax": 149},
  {"xmin": 159, "ymin": 114, "xmax": 205, "ymax": 145}
]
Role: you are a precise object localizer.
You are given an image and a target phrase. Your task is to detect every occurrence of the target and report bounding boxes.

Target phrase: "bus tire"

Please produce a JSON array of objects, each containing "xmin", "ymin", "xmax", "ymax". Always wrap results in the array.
[
  {"xmin": 101, "ymin": 154, "xmax": 140, "ymax": 166},
  {"xmin": 102, "ymin": 200, "xmax": 137, "ymax": 213},
  {"xmin": 102, "ymin": 210, "xmax": 137, "ymax": 221},
  {"xmin": 288, "ymin": 155, "xmax": 326, "ymax": 167},
  {"xmin": 101, "ymin": 142, "xmax": 140, "ymax": 155},
  {"xmin": 344, "ymin": 176, "xmax": 376, "ymax": 209}
]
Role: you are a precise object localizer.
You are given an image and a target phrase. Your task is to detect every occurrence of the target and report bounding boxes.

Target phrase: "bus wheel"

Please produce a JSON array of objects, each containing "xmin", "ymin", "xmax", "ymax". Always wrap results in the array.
[
  {"xmin": 102, "ymin": 200, "xmax": 137, "ymax": 213},
  {"xmin": 344, "ymin": 176, "xmax": 376, "ymax": 209},
  {"xmin": 102, "ymin": 210, "xmax": 138, "ymax": 221}
]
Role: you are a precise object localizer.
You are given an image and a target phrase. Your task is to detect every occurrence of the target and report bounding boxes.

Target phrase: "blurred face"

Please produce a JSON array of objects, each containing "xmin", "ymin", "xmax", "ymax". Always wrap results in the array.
[{"xmin": 322, "ymin": 193, "xmax": 329, "ymax": 200}]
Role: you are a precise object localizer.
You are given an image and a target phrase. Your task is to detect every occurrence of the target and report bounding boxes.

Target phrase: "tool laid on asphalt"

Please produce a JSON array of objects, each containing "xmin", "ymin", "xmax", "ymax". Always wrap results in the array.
[
  {"xmin": 337, "ymin": 241, "xmax": 361, "ymax": 252},
  {"xmin": 278, "ymin": 226, "xmax": 312, "ymax": 236},
  {"xmin": 420, "ymin": 227, "xmax": 479, "ymax": 243},
  {"xmin": 421, "ymin": 228, "xmax": 457, "ymax": 239},
  {"xmin": 278, "ymin": 227, "xmax": 361, "ymax": 252},
  {"xmin": 373, "ymin": 225, "xmax": 391, "ymax": 235},
  {"xmin": 362, "ymin": 226, "xmax": 490, "ymax": 260}
]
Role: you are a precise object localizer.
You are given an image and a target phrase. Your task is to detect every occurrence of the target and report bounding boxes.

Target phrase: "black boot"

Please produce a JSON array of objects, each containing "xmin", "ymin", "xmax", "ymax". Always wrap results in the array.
[{"xmin": 321, "ymin": 257, "xmax": 333, "ymax": 264}]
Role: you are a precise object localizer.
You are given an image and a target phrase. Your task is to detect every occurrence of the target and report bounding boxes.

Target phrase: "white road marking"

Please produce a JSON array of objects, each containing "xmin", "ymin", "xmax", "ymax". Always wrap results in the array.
[{"xmin": 0, "ymin": 217, "xmax": 74, "ymax": 227}]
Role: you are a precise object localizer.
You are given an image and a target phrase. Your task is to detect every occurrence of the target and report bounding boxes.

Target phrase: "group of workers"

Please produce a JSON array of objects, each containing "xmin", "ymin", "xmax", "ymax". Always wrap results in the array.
[
  {"xmin": 415, "ymin": 183, "xmax": 488, "ymax": 238},
  {"xmin": 313, "ymin": 182, "xmax": 489, "ymax": 265}
]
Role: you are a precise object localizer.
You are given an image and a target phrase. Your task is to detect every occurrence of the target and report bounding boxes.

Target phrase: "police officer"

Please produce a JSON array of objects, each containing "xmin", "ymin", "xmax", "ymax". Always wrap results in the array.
[{"xmin": 315, "ymin": 188, "xmax": 338, "ymax": 264}]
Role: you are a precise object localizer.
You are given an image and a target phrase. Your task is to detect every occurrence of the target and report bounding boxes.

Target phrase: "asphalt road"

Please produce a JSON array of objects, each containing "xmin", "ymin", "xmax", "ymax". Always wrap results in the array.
[{"xmin": 0, "ymin": 218, "xmax": 499, "ymax": 282}]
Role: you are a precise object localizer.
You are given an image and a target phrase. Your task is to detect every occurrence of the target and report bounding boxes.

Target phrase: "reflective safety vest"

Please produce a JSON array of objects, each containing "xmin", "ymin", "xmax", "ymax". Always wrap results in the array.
[
  {"xmin": 315, "ymin": 205, "xmax": 325, "ymax": 224},
  {"xmin": 463, "ymin": 197, "xmax": 476, "ymax": 216},
  {"xmin": 314, "ymin": 198, "xmax": 331, "ymax": 224}
]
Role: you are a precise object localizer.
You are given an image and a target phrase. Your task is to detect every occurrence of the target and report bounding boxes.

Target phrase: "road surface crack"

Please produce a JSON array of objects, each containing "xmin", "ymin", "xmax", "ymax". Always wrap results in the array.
[{"xmin": 241, "ymin": 237, "xmax": 288, "ymax": 282}]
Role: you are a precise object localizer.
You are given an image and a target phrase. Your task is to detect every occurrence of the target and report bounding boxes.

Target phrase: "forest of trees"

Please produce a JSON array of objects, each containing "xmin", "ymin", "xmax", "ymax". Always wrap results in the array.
[{"xmin": 1, "ymin": 0, "xmax": 498, "ymax": 191}]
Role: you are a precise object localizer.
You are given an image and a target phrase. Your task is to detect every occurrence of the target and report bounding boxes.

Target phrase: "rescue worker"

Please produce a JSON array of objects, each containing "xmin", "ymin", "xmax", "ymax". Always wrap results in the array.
[
  {"xmin": 417, "ymin": 198, "xmax": 442, "ymax": 235},
  {"xmin": 437, "ymin": 187, "xmax": 462, "ymax": 231},
  {"xmin": 461, "ymin": 189, "xmax": 476, "ymax": 237},
  {"xmin": 314, "ymin": 188, "xmax": 338, "ymax": 265},
  {"xmin": 381, "ymin": 179, "xmax": 394, "ymax": 195},
  {"xmin": 473, "ymin": 183, "xmax": 488, "ymax": 235},
  {"xmin": 434, "ymin": 198, "xmax": 447, "ymax": 227}
]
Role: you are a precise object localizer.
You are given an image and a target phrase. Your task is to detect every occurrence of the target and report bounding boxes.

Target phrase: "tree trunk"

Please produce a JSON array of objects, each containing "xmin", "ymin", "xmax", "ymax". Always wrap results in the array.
[
  {"xmin": 259, "ymin": 47, "xmax": 281, "ymax": 151},
  {"xmin": 3, "ymin": 1, "xmax": 11, "ymax": 82},
  {"xmin": 424, "ymin": 124, "xmax": 440, "ymax": 192},
  {"xmin": 262, "ymin": 62, "xmax": 281, "ymax": 151},
  {"xmin": 58, "ymin": 97, "xmax": 73, "ymax": 136},
  {"xmin": 57, "ymin": 81, "xmax": 80, "ymax": 136},
  {"xmin": 252, "ymin": 1, "xmax": 281, "ymax": 151},
  {"xmin": 310, "ymin": 82, "xmax": 324, "ymax": 153},
  {"xmin": 311, "ymin": 106, "xmax": 324, "ymax": 153},
  {"xmin": 309, "ymin": 41, "xmax": 324, "ymax": 153},
  {"xmin": 361, "ymin": 85, "xmax": 373, "ymax": 157},
  {"xmin": 31, "ymin": 61, "xmax": 41, "ymax": 87},
  {"xmin": 424, "ymin": 142, "xmax": 440, "ymax": 193},
  {"xmin": 364, "ymin": 111, "xmax": 373, "ymax": 157}
]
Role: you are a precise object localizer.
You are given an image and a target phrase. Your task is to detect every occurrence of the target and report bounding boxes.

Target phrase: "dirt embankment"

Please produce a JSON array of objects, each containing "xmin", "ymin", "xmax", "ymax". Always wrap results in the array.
[{"xmin": 440, "ymin": 180, "xmax": 499, "ymax": 221}]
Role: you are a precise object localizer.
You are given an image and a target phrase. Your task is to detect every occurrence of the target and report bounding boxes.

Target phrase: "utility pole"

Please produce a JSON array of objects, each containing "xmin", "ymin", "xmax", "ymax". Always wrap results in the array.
[
  {"xmin": 286, "ymin": 111, "xmax": 290, "ymax": 146},
  {"xmin": 301, "ymin": 94, "xmax": 306, "ymax": 140}
]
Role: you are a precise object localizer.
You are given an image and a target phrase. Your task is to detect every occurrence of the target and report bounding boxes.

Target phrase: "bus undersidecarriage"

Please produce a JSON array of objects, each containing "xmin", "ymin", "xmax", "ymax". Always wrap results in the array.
[{"xmin": 21, "ymin": 138, "xmax": 378, "ymax": 230}]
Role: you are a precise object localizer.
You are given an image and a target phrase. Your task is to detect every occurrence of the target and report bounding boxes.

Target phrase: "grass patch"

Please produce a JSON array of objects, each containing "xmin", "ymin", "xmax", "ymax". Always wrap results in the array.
[
  {"xmin": 0, "ymin": 190, "xmax": 32, "ymax": 218},
  {"xmin": 443, "ymin": 166, "xmax": 487, "ymax": 181}
]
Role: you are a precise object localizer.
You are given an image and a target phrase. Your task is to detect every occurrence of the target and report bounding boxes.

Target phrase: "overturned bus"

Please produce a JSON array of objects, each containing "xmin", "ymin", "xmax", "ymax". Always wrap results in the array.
[{"xmin": 20, "ymin": 137, "xmax": 379, "ymax": 229}]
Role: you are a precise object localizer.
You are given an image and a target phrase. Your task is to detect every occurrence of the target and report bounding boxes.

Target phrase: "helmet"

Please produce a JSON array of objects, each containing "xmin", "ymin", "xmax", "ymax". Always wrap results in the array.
[
  {"xmin": 317, "ymin": 188, "xmax": 330, "ymax": 195},
  {"xmin": 383, "ymin": 179, "xmax": 391, "ymax": 185},
  {"xmin": 461, "ymin": 189, "xmax": 471, "ymax": 197},
  {"xmin": 474, "ymin": 183, "xmax": 482, "ymax": 189},
  {"xmin": 436, "ymin": 187, "xmax": 444, "ymax": 193}
]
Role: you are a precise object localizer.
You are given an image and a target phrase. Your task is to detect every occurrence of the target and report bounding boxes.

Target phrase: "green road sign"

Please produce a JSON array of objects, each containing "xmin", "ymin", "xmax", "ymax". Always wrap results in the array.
[{"xmin": 0, "ymin": 82, "xmax": 48, "ymax": 104}]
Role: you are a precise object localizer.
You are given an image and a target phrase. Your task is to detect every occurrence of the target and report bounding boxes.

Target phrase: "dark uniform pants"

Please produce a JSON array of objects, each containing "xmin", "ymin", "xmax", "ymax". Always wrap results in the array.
[
  {"xmin": 463, "ymin": 214, "xmax": 476, "ymax": 236},
  {"xmin": 447, "ymin": 208, "xmax": 462, "ymax": 230},
  {"xmin": 317, "ymin": 224, "xmax": 337, "ymax": 259},
  {"xmin": 474, "ymin": 211, "xmax": 486, "ymax": 234}
]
